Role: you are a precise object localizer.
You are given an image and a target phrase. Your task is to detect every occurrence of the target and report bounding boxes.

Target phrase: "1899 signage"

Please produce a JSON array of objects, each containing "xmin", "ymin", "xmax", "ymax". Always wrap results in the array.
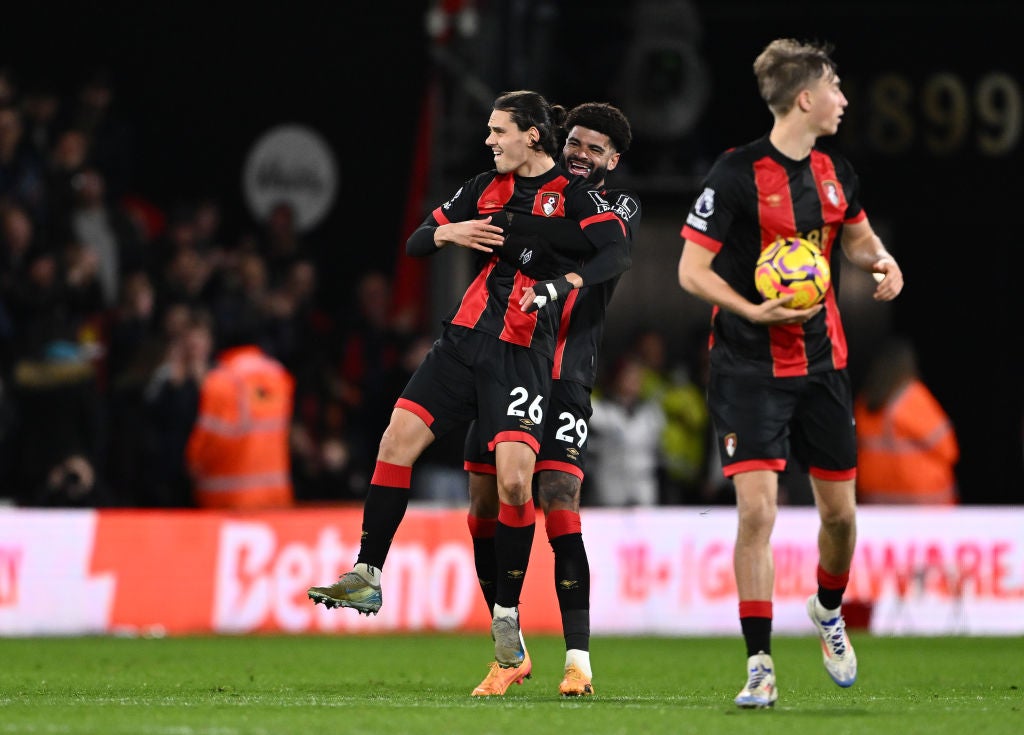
[{"xmin": 843, "ymin": 70, "xmax": 1021, "ymax": 158}]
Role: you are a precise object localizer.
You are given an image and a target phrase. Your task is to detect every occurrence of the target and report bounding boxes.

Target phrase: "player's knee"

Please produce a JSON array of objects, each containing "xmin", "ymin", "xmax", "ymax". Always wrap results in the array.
[
  {"xmin": 497, "ymin": 472, "xmax": 533, "ymax": 505},
  {"xmin": 820, "ymin": 505, "xmax": 856, "ymax": 536},
  {"xmin": 468, "ymin": 473, "xmax": 499, "ymax": 517},
  {"xmin": 378, "ymin": 417, "xmax": 431, "ymax": 464},
  {"xmin": 537, "ymin": 471, "xmax": 581, "ymax": 513}
]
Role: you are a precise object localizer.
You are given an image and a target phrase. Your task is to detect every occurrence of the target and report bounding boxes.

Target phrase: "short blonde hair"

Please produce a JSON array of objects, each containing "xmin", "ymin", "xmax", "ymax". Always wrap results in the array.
[{"xmin": 753, "ymin": 38, "xmax": 837, "ymax": 115}]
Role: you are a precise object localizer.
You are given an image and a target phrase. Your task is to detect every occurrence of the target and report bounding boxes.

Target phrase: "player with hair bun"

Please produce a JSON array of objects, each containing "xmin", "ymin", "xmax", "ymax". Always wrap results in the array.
[
  {"xmin": 307, "ymin": 91, "xmax": 632, "ymax": 682},
  {"xmin": 465, "ymin": 101, "xmax": 640, "ymax": 697}
]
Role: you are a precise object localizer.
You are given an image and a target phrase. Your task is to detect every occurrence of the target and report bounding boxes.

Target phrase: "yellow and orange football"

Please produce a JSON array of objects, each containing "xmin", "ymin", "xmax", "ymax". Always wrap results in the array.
[{"xmin": 754, "ymin": 237, "xmax": 831, "ymax": 309}]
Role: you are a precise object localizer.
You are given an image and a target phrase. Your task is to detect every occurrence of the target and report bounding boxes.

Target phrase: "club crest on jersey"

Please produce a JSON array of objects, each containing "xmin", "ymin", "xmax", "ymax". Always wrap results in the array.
[
  {"xmin": 724, "ymin": 433, "xmax": 737, "ymax": 458},
  {"xmin": 540, "ymin": 191, "xmax": 561, "ymax": 217},
  {"xmin": 822, "ymin": 180, "xmax": 841, "ymax": 207},
  {"xmin": 695, "ymin": 187, "xmax": 715, "ymax": 217}
]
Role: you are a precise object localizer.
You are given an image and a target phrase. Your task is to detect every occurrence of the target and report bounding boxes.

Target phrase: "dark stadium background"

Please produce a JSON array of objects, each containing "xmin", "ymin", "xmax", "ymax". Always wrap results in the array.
[{"xmin": 2, "ymin": 0, "xmax": 1021, "ymax": 503}]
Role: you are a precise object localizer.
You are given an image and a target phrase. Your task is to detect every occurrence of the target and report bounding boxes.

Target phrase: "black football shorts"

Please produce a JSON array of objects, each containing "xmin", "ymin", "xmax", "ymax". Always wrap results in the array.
[
  {"xmin": 399, "ymin": 325, "xmax": 552, "ymax": 453},
  {"xmin": 464, "ymin": 379, "xmax": 592, "ymax": 480},
  {"xmin": 707, "ymin": 369, "xmax": 857, "ymax": 477}
]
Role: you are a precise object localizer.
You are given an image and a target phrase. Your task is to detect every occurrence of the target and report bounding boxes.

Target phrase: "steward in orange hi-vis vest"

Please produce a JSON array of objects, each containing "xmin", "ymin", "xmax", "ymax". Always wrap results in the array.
[
  {"xmin": 854, "ymin": 378, "xmax": 959, "ymax": 505},
  {"xmin": 186, "ymin": 345, "xmax": 295, "ymax": 509}
]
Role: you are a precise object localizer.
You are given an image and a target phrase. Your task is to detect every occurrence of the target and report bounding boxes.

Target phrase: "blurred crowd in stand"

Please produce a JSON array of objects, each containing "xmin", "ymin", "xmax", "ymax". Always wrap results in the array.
[
  {"xmin": 0, "ymin": 65, "xmax": 435, "ymax": 508},
  {"xmin": 0, "ymin": 64, "xmax": 960, "ymax": 510}
]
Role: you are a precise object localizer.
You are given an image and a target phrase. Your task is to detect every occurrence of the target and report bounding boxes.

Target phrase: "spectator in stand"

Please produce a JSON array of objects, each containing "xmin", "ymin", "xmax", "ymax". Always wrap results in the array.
[
  {"xmin": 0, "ymin": 202, "xmax": 38, "ymax": 297},
  {"xmin": 262, "ymin": 257, "xmax": 320, "ymax": 371},
  {"xmin": 107, "ymin": 270, "xmax": 161, "ymax": 383},
  {"xmin": 287, "ymin": 265, "xmax": 359, "ymax": 503},
  {"xmin": 0, "ymin": 103, "xmax": 46, "ymax": 224},
  {"xmin": 60, "ymin": 236, "xmax": 106, "ymax": 325},
  {"xmin": 0, "ymin": 67, "xmax": 16, "ymax": 106},
  {"xmin": 66, "ymin": 165, "xmax": 145, "ymax": 308},
  {"xmin": 63, "ymin": 68, "xmax": 136, "ymax": 200},
  {"xmin": 335, "ymin": 270, "xmax": 410, "ymax": 484},
  {"xmin": 45, "ymin": 128, "xmax": 91, "ymax": 242},
  {"xmin": 588, "ymin": 354, "xmax": 666, "ymax": 507},
  {"xmin": 193, "ymin": 198, "xmax": 225, "ymax": 254},
  {"xmin": 20, "ymin": 81, "xmax": 61, "ymax": 159},
  {"xmin": 631, "ymin": 327, "xmax": 712, "ymax": 505},
  {"xmin": 142, "ymin": 306, "xmax": 214, "ymax": 507},
  {"xmin": 291, "ymin": 395, "xmax": 357, "ymax": 504},
  {"xmin": 854, "ymin": 336, "xmax": 959, "ymax": 504},
  {"xmin": 259, "ymin": 201, "xmax": 310, "ymax": 288},
  {"xmin": 8, "ymin": 337, "xmax": 107, "ymax": 507},
  {"xmin": 160, "ymin": 242, "xmax": 218, "ymax": 310},
  {"xmin": 106, "ymin": 271, "xmax": 164, "ymax": 503},
  {"xmin": 185, "ymin": 305, "xmax": 294, "ymax": 509}
]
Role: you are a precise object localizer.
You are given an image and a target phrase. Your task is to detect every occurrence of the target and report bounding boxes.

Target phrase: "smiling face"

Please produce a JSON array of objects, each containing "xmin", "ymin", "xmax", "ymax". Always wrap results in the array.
[
  {"xmin": 484, "ymin": 109, "xmax": 536, "ymax": 175},
  {"xmin": 562, "ymin": 125, "xmax": 620, "ymax": 185}
]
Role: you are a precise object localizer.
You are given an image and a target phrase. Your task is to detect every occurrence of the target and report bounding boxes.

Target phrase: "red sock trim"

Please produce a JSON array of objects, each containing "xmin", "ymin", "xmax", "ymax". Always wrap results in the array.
[
  {"xmin": 497, "ymin": 500, "xmax": 536, "ymax": 528},
  {"xmin": 544, "ymin": 509, "xmax": 581, "ymax": 540},
  {"xmin": 370, "ymin": 461, "xmax": 412, "ymax": 488},
  {"xmin": 817, "ymin": 564, "xmax": 850, "ymax": 590},
  {"xmin": 739, "ymin": 600, "xmax": 773, "ymax": 619},
  {"xmin": 467, "ymin": 513, "xmax": 497, "ymax": 539}
]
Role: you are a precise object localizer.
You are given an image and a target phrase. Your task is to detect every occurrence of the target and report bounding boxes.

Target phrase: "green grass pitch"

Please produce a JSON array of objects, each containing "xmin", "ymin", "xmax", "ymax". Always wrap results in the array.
[{"xmin": 0, "ymin": 633, "xmax": 1020, "ymax": 734}]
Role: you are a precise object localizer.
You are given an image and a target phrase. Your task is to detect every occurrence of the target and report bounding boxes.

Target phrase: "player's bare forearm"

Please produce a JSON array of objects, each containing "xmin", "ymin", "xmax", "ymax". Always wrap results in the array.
[
  {"xmin": 434, "ymin": 217, "xmax": 506, "ymax": 252},
  {"xmin": 841, "ymin": 220, "xmax": 904, "ymax": 301}
]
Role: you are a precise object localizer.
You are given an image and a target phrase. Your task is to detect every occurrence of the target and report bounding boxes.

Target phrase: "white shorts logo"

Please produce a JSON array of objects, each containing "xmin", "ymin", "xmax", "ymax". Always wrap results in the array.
[{"xmin": 724, "ymin": 432, "xmax": 737, "ymax": 458}]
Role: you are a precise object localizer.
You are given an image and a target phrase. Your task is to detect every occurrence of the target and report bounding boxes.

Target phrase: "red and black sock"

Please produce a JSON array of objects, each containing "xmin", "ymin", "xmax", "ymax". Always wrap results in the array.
[
  {"xmin": 816, "ymin": 564, "xmax": 850, "ymax": 611},
  {"xmin": 739, "ymin": 600, "xmax": 773, "ymax": 656},
  {"xmin": 467, "ymin": 513, "xmax": 497, "ymax": 613},
  {"xmin": 494, "ymin": 500, "xmax": 535, "ymax": 609},
  {"xmin": 356, "ymin": 461, "xmax": 412, "ymax": 569},
  {"xmin": 546, "ymin": 509, "xmax": 590, "ymax": 652}
]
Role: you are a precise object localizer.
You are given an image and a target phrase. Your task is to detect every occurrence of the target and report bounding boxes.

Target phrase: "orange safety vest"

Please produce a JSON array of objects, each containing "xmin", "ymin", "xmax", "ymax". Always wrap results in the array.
[
  {"xmin": 854, "ymin": 379, "xmax": 959, "ymax": 504},
  {"xmin": 186, "ymin": 346, "xmax": 295, "ymax": 509}
]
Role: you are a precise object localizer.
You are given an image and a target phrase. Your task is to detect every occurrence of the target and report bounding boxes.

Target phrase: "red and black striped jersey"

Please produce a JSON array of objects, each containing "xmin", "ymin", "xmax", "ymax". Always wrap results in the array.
[
  {"xmin": 680, "ymin": 136, "xmax": 866, "ymax": 378},
  {"xmin": 552, "ymin": 188, "xmax": 641, "ymax": 387},
  {"xmin": 428, "ymin": 165, "xmax": 628, "ymax": 359}
]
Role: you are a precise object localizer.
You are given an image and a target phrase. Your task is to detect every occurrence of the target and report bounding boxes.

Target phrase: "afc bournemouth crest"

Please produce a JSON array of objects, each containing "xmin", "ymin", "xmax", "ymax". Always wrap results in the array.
[
  {"xmin": 540, "ymin": 191, "xmax": 561, "ymax": 216},
  {"xmin": 724, "ymin": 432, "xmax": 738, "ymax": 458},
  {"xmin": 822, "ymin": 180, "xmax": 841, "ymax": 207}
]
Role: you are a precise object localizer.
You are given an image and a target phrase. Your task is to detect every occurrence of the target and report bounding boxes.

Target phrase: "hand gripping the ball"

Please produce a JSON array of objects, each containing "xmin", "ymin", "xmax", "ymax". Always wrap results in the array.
[{"xmin": 524, "ymin": 275, "xmax": 573, "ymax": 312}]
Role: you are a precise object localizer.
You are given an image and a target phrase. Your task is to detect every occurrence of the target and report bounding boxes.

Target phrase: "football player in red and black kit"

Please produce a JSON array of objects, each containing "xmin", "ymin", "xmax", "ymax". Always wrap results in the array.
[
  {"xmin": 677, "ymin": 39, "xmax": 903, "ymax": 709},
  {"xmin": 462, "ymin": 103, "xmax": 639, "ymax": 697},
  {"xmin": 307, "ymin": 91, "xmax": 631, "ymax": 676}
]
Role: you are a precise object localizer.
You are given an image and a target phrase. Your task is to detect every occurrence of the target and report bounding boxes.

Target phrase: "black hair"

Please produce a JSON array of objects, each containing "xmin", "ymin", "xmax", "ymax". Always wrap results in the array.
[
  {"xmin": 565, "ymin": 102, "xmax": 632, "ymax": 153},
  {"xmin": 493, "ymin": 90, "xmax": 567, "ymax": 159}
]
